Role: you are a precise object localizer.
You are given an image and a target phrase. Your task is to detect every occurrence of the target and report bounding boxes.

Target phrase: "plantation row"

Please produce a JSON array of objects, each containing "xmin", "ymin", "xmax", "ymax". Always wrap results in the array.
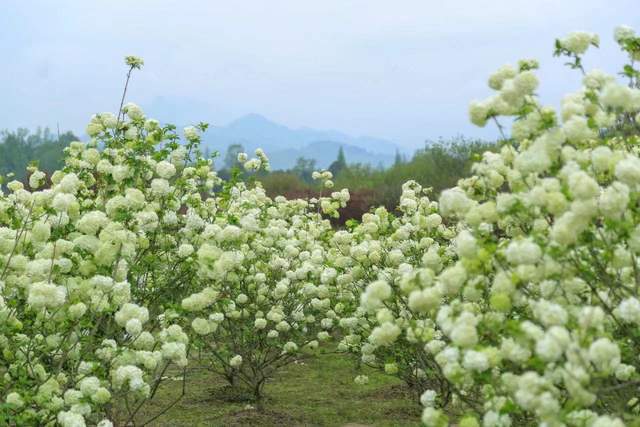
[{"xmin": 3, "ymin": 27, "xmax": 640, "ymax": 426}]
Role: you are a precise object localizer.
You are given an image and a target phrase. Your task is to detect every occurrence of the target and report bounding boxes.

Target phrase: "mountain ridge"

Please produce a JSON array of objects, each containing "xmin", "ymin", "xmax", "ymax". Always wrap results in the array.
[{"xmin": 201, "ymin": 113, "xmax": 401, "ymax": 170}]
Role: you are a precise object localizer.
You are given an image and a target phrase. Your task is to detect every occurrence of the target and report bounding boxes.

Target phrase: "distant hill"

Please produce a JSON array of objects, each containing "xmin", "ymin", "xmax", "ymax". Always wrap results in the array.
[
  {"xmin": 264, "ymin": 140, "xmax": 394, "ymax": 171},
  {"xmin": 201, "ymin": 114, "xmax": 400, "ymax": 170}
]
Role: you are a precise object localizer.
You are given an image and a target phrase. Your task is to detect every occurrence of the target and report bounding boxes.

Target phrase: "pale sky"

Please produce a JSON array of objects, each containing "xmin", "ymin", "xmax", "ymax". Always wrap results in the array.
[{"xmin": 1, "ymin": 1, "xmax": 638, "ymax": 149}]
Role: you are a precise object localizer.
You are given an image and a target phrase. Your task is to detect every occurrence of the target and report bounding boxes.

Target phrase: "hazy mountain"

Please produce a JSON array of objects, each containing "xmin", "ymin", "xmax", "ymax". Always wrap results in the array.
[
  {"xmin": 264, "ymin": 141, "xmax": 394, "ymax": 171},
  {"xmin": 201, "ymin": 114, "xmax": 400, "ymax": 170}
]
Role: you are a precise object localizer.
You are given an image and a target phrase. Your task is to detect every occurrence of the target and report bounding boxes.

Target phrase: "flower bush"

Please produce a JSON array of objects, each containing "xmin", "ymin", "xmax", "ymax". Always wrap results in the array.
[
  {"xmin": 0, "ymin": 109, "xmax": 206, "ymax": 425},
  {"xmin": 330, "ymin": 181, "xmax": 459, "ymax": 399},
  {"xmin": 349, "ymin": 26, "xmax": 640, "ymax": 426},
  {"xmin": 177, "ymin": 181, "xmax": 349, "ymax": 403}
]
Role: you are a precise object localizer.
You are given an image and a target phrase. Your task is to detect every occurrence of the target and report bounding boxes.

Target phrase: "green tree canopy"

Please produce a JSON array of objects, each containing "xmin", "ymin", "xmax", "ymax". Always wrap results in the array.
[{"xmin": 328, "ymin": 146, "xmax": 347, "ymax": 177}]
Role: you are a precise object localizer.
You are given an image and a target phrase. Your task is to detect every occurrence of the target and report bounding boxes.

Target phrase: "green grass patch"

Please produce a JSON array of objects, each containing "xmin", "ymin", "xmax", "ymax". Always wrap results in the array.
[{"xmin": 134, "ymin": 351, "xmax": 422, "ymax": 426}]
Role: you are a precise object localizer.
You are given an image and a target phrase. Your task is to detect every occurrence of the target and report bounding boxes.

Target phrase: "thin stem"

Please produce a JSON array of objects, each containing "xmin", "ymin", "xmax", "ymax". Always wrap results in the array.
[
  {"xmin": 47, "ymin": 212, "xmax": 64, "ymax": 284},
  {"xmin": 492, "ymin": 116, "xmax": 508, "ymax": 142},
  {"xmin": 139, "ymin": 369, "xmax": 187, "ymax": 426},
  {"xmin": 0, "ymin": 200, "xmax": 36, "ymax": 281},
  {"xmin": 116, "ymin": 65, "xmax": 135, "ymax": 127}
]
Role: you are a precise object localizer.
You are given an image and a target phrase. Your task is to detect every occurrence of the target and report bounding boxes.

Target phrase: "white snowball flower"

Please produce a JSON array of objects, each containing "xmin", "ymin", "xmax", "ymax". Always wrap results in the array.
[
  {"xmin": 5, "ymin": 392, "xmax": 24, "ymax": 407},
  {"xmin": 563, "ymin": 116, "xmax": 596, "ymax": 142},
  {"xmin": 504, "ymin": 239, "xmax": 542, "ymax": 265},
  {"xmin": 588, "ymin": 338, "xmax": 621, "ymax": 373},
  {"xmin": 123, "ymin": 102, "xmax": 144, "ymax": 120},
  {"xmin": 439, "ymin": 187, "xmax": 475, "ymax": 217},
  {"xmin": 29, "ymin": 171, "xmax": 47, "ymax": 190},
  {"xmin": 437, "ymin": 263, "xmax": 468, "ymax": 295},
  {"xmin": 455, "ymin": 230, "xmax": 477, "ymax": 259},
  {"xmin": 615, "ymin": 157, "xmax": 640, "ymax": 187},
  {"xmin": 229, "ymin": 355, "xmax": 243, "ymax": 368},
  {"xmin": 361, "ymin": 280, "xmax": 392, "ymax": 310},
  {"xmin": 112, "ymin": 365, "xmax": 148, "ymax": 395},
  {"xmin": 568, "ymin": 170, "xmax": 600, "ymax": 200},
  {"xmin": 420, "ymin": 389, "xmax": 437, "ymax": 407},
  {"xmin": 614, "ymin": 25, "xmax": 636, "ymax": 43},
  {"xmin": 57, "ymin": 411, "xmax": 86, "ymax": 427},
  {"xmin": 616, "ymin": 298, "xmax": 640, "ymax": 324},
  {"xmin": 368, "ymin": 322, "xmax": 401, "ymax": 346},
  {"xmin": 535, "ymin": 326, "xmax": 569, "ymax": 361},
  {"xmin": 156, "ymin": 161, "xmax": 177, "ymax": 179},
  {"xmin": 558, "ymin": 31, "xmax": 599, "ymax": 54},
  {"xmin": 462, "ymin": 350, "xmax": 490, "ymax": 372},
  {"xmin": 27, "ymin": 282, "xmax": 67, "ymax": 309},
  {"xmin": 600, "ymin": 82, "xmax": 639, "ymax": 111},
  {"xmin": 450, "ymin": 323, "xmax": 478, "ymax": 348},
  {"xmin": 183, "ymin": 126, "xmax": 199, "ymax": 141},
  {"xmin": 115, "ymin": 303, "xmax": 149, "ymax": 327},
  {"xmin": 592, "ymin": 416, "xmax": 625, "ymax": 427}
]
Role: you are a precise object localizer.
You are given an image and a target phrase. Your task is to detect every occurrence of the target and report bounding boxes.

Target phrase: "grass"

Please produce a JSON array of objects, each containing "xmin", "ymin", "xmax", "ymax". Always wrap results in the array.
[{"xmin": 134, "ymin": 351, "xmax": 422, "ymax": 426}]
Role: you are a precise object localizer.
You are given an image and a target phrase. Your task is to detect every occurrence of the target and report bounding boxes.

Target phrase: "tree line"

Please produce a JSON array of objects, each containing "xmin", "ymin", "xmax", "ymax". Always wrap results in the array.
[
  {"xmin": 1, "ymin": 128, "xmax": 493, "ymax": 221},
  {"xmin": 0, "ymin": 128, "xmax": 78, "ymax": 182}
]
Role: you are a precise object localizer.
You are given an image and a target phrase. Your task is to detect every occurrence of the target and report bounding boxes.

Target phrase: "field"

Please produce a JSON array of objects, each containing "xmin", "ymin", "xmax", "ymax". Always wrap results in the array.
[{"xmin": 138, "ymin": 351, "xmax": 421, "ymax": 427}]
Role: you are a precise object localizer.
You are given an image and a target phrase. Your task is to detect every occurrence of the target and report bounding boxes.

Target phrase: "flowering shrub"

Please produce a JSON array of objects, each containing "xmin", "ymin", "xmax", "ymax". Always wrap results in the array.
[
  {"xmin": 0, "ymin": 112, "xmax": 203, "ymax": 425},
  {"xmin": 330, "ymin": 181, "xmax": 458, "ymax": 399},
  {"xmin": 0, "ymin": 57, "xmax": 216, "ymax": 426},
  {"xmin": 350, "ymin": 26, "xmax": 640, "ymax": 426},
  {"xmin": 1, "ymin": 50, "xmax": 351, "ymax": 422},
  {"xmin": 178, "ymin": 182, "xmax": 350, "ymax": 403}
]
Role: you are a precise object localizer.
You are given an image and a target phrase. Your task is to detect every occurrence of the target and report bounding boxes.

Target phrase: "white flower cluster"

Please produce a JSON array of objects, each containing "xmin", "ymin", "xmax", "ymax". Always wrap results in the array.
[
  {"xmin": 239, "ymin": 148, "xmax": 271, "ymax": 172},
  {"xmin": 558, "ymin": 31, "xmax": 599, "ymax": 55},
  {"xmin": 469, "ymin": 61, "xmax": 540, "ymax": 128}
]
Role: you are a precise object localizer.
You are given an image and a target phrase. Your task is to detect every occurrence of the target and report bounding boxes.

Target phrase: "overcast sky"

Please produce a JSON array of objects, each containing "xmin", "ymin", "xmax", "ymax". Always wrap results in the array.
[{"xmin": 1, "ymin": 1, "xmax": 638, "ymax": 149}]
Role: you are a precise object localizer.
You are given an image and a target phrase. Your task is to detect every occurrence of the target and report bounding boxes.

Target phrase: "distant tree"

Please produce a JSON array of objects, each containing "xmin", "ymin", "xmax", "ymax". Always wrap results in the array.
[
  {"xmin": 260, "ymin": 171, "xmax": 312, "ymax": 198},
  {"xmin": 223, "ymin": 143, "xmax": 245, "ymax": 170},
  {"xmin": 0, "ymin": 127, "xmax": 77, "ymax": 182},
  {"xmin": 333, "ymin": 137, "xmax": 496, "ymax": 210},
  {"xmin": 291, "ymin": 157, "xmax": 317, "ymax": 183},
  {"xmin": 394, "ymin": 149, "xmax": 404, "ymax": 166},
  {"xmin": 328, "ymin": 146, "xmax": 347, "ymax": 177}
]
